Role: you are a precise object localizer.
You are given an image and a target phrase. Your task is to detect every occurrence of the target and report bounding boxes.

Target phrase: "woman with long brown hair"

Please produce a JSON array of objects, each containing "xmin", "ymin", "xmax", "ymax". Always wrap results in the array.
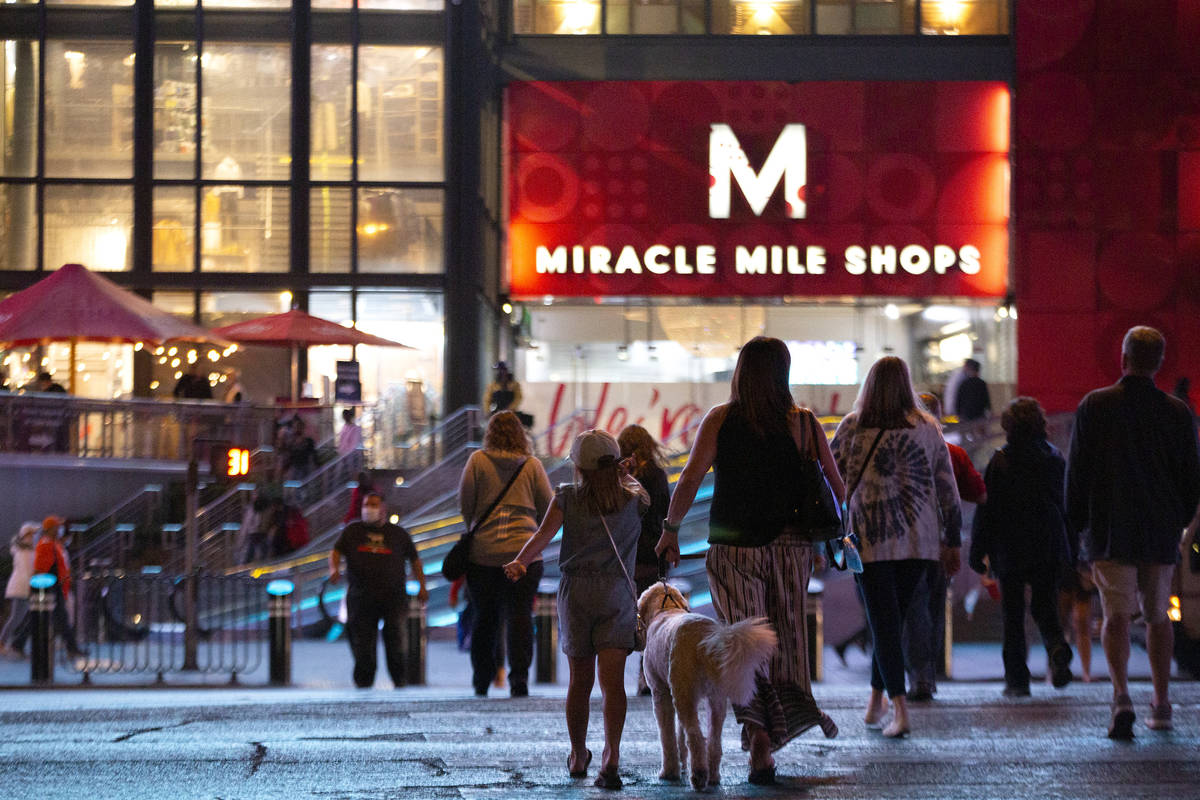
[
  {"xmin": 458, "ymin": 410, "xmax": 553, "ymax": 697},
  {"xmin": 618, "ymin": 423, "xmax": 672, "ymax": 696},
  {"xmin": 830, "ymin": 356, "xmax": 962, "ymax": 738},
  {"xmin": 656, "ymin": 336, "xmax": 844, "ymax": 785}
]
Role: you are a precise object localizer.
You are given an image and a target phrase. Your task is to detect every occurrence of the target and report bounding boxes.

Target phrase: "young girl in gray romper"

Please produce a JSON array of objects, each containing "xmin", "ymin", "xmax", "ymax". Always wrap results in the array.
[{"xmin": 506, "ymin": 429, "xmax": 648, "ymax": 791}]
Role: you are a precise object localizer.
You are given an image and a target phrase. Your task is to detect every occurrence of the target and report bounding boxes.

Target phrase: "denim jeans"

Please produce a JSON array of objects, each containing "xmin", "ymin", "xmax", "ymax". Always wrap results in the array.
[{"xmin": 858, "ymin": 559, "xmax": 936, "ymax": 698}]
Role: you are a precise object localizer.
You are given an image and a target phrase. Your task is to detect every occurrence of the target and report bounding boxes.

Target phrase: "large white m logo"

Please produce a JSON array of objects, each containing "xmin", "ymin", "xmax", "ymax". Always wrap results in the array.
[{"xmin": 709, "ymin": 123, "xmax": 807, "ymax": 219}]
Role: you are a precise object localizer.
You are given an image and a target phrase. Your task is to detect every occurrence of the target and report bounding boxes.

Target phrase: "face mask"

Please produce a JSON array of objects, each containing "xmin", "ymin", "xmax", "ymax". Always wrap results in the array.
[{"xmin": 362, "ymin": 507, "xmax": 384, "ymax": 524}]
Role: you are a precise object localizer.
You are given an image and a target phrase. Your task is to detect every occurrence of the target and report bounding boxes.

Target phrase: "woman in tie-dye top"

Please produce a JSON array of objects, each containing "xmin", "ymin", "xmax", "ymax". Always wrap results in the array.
[{"xmin": 831, "ymin": 356, "xmax": 962, "ymax": 739}]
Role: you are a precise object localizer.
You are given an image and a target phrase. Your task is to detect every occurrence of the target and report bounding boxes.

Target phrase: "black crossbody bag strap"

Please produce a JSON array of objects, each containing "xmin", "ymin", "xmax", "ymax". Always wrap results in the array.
[
  {"xmin": 828, "ymin": 429, "xmax": 885, "ymax": 569},
  {"xmin": 846, "ymin": 429, "xmax": 886, "ymax": 504}
]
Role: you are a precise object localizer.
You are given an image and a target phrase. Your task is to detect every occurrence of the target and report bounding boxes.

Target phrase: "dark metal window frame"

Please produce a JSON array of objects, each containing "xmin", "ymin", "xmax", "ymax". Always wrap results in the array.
[{"xmin": 0, "ymin": 2, "xmax": 446, "ymax": 318}]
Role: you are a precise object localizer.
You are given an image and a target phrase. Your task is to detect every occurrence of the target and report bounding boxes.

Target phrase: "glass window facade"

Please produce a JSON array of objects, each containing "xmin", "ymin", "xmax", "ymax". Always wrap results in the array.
[
  {"xmin": 357, "ymin": 187, "xmax": 442, "ymax": 274},
  {"xmin": 517, "ymin": 0, "xmax": 1008, "ymax": 34},
  {"xmin": 0, "ymin": 3, "xmax": 447, "ymax": 406},
  {"xmin": 45, "ymin": 41, "xmax": 134, "ymax": 178},
  {"xmin": 358, "ymin": 46, "xmax": 444, "ymax": 183},
  {"xmin": 44, "ymin": 184, "xmax": 133, "ymax": 271},
  {"xmin": 310, "ymin": 186, "xmax": 352, "ymax": 273},
  {"xmin": 153, "ymin": 186, "xmax": 195, "ymax": 272},
  {"xmin": 154, "ymin": 42, "xmax": 197, "ymax": 180},
  {"xmin": 2, "ymin": 41, "xmax": 38, "ymax": 179},
  {"xmin": 200, "ymin": 185, "xmax": 290, "ymax": 273},
  {"xmin": 0, "ymin": 184, "xmax": 36, "ymax": 270},
  {"xmin": 312, "ymin": 46, "xmax": 352, "ymax": 182},
  {"xmin": 203, "ymin": 44, "xmax": 291, "ymax": 182}
]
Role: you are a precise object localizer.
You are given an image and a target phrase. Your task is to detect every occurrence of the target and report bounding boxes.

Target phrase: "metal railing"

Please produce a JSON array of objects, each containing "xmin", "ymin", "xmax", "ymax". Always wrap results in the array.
[
  {"xmin": 372, "ymin": 406, "xmax": 485, "ymax": 471},
  {"xmin": 0, "ymin": 393, "xmax": 334, "ymax": 460},
  {"xmin": 70, "ymin": 485, "xmax": 167, "ymax": 573},
  {"xmin": 282, "ymin": 446, "xmax": 364, "ymax": 509},
  {"xmin": 67, "ymin": 568, "xmax": 275, "ymax": 683}
]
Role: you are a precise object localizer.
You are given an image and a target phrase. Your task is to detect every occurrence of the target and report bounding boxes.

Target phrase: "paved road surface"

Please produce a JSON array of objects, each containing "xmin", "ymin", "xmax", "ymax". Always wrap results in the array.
[{"xmin": 1, "ymin": 681, "xmax": 1197, "ymax": 799}]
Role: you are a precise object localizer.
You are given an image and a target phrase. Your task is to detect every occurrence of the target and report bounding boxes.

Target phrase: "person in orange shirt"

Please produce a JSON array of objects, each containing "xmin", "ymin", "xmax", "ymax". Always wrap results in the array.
[{"xmin": 29, "ymin": 516, "xmax": 84, "ymax": 658}]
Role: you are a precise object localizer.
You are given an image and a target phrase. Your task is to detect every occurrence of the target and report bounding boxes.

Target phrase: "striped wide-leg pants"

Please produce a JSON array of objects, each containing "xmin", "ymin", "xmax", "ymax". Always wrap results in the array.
[{"xmin": 706, "ymin": 533, "xmax": 839, "ymax": 752}]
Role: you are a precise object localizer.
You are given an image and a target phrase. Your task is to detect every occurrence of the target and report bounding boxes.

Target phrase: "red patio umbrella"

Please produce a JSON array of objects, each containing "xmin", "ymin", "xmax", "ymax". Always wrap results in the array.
[
  {"xmin": 210, "ymin": 309, "xmax": 413, "ymax": 401},
  {"xmin": 0, "ymin": 263, "xmax": 230, "ymax": 393}
]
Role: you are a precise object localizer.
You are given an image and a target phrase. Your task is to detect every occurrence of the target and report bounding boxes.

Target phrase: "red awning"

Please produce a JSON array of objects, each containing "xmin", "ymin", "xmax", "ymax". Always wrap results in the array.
[
  {"xmin": 210, "ymin": 309, "xmax": 411, "ymax": 349},
  {"xmin": 0, "ymin": 263, "xmax": 227, "ymax": 347}
]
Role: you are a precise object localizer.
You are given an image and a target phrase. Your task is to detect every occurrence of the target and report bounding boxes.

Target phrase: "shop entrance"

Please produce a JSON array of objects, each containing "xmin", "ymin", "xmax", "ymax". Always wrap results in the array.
[{"xmin": 508, "ymin": 298, "xmax": 1015, "ymax": 456}]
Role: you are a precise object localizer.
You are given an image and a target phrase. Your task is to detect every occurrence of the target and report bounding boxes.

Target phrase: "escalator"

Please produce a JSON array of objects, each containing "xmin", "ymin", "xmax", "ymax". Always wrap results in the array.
[{"xmin": 203, "ymin": 416, "xmax": 1021, "ymax": 643}]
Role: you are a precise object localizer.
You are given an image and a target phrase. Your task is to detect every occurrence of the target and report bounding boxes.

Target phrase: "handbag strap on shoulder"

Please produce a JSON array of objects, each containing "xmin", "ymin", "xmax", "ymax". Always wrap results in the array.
[
  {"xmin": 846, "ymin": 429, "xmax": 886, "ymax": 504},
  {"xmin": 601, "ymin": 514, "xmax": 638, "ymax": 602},
  {"xmin": 468, "ymin": 458, "xmax": 528, "ymax": 537}
]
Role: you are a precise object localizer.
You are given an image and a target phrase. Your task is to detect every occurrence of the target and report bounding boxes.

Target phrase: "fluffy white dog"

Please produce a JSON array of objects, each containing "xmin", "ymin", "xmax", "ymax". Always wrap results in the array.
[{"xmin": 638, "ymin": 581, "xmax": 778, "ymax": 790}]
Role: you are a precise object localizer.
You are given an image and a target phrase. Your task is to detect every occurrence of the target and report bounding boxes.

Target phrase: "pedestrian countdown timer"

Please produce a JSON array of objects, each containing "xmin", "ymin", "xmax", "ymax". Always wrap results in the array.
[{"xmin": 227, "ymin": 447, "xmax": 250, "ymax": 477}]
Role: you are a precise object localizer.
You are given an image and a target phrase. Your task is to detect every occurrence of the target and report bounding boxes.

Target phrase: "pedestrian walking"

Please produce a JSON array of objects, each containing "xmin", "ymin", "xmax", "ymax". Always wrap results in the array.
[
  {"xmin": 328, "ymin": 492, "xmax": 428, "ymax": 688},
  {"xmin": 281, "ymin": 416, "xmax": 317, "ymax": 480},
  {"xmin": 239, "ymin": 493, "xmax": 274, "ymax": 565},
  {"xmin": 954, "ymin": 358, "xmax": 991, "ymax": 423},
  {"xmin": 831, "ymin": 356, "xmax": 962, "ymax": 739},
  {"xmin": 1065, "ymin": 325, "xmax": 1200, "ymax": 737},
  {"xmin": 902, "ymin": 393, "xmax": 987, "ymax": 700},
  {"xmin": 343, "ymin": 470, "xmax": 377, "ymax": 524},
  {"xmin": 483, "ymin": 361, "xmax": 523, "ymax": 416},
  {"xmin": 458, "ymin": 410, "xmax": 553, "ymax": 698},
  {"xmin": 617, "ymin": 424, "xmax": 671, "ymax": 697},
  {"xmin": 10, "ymin": 516, "xmax": 84, "ymax": 658},
  {"xmin": 969, "ymin": 396, "xmax": 1074, "ymax": 697},
  {"xmin": 338, "ymin": 408, "xmax": 363, "ymax": 455},
  {"xmin": 505, "ymin": 429, "xmax": 648, "ymax": 790},
  {"xmin": 656, "ymin": 336, "xmax": 843, "ymax": 784},
  {"xmin": 0, "ymin": 521, "xmax": 39, "ymax": 657}
]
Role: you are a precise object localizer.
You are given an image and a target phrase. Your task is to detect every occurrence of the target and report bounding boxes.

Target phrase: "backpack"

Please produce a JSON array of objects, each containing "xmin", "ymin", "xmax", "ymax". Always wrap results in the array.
[{"xmin": 284, "ymin": 507, "xmax": 311, "ymax": 552}]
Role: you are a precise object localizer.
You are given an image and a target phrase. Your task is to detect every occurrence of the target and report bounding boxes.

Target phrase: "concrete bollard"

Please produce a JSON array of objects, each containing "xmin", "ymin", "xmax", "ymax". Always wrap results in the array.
[
  {"xmin": 405, "ymin": 594, "xmax": 426, "ymax": 686},
  {"xmin": 534, "ymin": 578, "xmax": 559, "ymax": 684},
  {"xmin": 266, "ymin": 579, "xmax": 294, "ymax": 686},
  {"xmin": 807, "ymin": 576, "xmax": 824, "ymax": 682},
  {"xmin": 29, "ymin": 573, "xmax": 57, "ymax": 684}
]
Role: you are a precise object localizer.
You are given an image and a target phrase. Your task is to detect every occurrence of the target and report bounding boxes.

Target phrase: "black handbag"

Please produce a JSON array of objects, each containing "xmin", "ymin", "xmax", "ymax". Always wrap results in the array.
[
  {"xmin": 443, "ymin": 458, "xmax": 528, "ymax": 582},
  {"xmin": 788, "ymin": 410, "xmax": 844, "ymax": 542}
]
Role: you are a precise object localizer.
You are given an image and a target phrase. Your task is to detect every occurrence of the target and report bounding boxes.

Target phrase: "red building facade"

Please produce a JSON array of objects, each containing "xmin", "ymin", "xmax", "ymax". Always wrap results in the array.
[{"xmin": 1015, "ymin": 1, "xmax": 1200, "ymax": 410}]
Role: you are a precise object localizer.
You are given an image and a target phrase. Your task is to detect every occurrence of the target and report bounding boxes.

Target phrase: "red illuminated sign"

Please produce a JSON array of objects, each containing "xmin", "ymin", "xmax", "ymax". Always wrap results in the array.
[{"xmin": 507, "ymin": 81, "xmax": 1010, "ymax": 298}]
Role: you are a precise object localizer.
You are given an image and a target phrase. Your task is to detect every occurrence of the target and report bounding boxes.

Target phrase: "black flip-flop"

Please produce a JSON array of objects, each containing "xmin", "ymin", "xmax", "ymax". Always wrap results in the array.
[
  {"xmin": 593, "ymin": 766, "xmax": 623, "ymax": 790},
  {"xmin": 568, "ymin": 749, "xmax": 592, "ymax": 778}
]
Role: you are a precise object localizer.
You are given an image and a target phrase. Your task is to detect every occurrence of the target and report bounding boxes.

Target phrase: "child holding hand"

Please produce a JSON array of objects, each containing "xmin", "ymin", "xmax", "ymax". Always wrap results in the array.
[{"xmin": 505, "ymin": 429, "xmax": 648, "ymax": 790}]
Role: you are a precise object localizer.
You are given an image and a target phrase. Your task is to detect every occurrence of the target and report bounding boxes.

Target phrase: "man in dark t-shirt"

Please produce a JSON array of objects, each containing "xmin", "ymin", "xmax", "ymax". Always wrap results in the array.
[
  {"xmin": 330, "ymin": 492, "xmax": 428, "ymax": 688},
  {"xmin": 954, "ymin": 358, "xmax": 992, "ymax": 422}
]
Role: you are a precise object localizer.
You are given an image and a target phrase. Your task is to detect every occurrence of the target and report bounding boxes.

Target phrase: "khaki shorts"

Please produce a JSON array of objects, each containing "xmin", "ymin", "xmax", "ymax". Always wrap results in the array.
[{"xmin": 1091, "ymin": 560, "xmax": 1175, "ymax": 624}]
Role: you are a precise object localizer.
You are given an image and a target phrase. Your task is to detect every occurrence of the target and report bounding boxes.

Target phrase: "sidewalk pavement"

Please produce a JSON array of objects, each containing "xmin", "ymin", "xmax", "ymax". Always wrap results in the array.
[{"xmin": 0, "ymin": 626, "xmax": 1165, "ymax": 693}]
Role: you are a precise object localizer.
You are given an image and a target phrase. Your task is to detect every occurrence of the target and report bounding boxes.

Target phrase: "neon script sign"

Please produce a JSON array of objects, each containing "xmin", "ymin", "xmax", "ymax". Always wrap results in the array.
[{"xmin": 508, "ymin": 81, "xmax": 1010, "ymax": 298}]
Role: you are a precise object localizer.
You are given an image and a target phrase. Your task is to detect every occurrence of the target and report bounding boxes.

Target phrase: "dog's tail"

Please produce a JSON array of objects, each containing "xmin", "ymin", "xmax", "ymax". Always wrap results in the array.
[{"xmin": 699, "ymin": 617, "xmax": 778, "ymax": 706}]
